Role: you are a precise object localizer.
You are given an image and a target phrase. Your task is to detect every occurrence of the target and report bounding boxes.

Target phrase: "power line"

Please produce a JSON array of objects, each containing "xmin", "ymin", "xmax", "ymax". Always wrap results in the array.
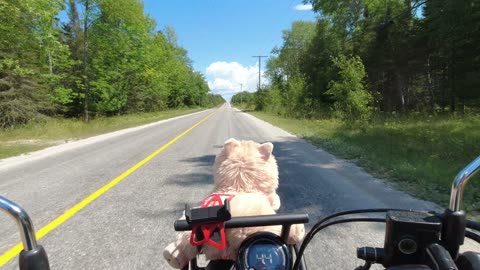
[{"xmin": 252, "ymin": 55, "xmax": 268, "ymax": 90}]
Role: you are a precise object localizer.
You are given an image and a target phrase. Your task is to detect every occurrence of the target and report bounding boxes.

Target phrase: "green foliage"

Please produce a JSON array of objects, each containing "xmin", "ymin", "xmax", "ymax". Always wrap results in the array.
[
  {"xmin": 0, "ymin": 59, "xmax": 53, "ymax": 128},
  {"xmin": 326, "ymin": 55, "xmax": 373, "ymax": 121},
  {"xmin": 263, "ymin": 21, "xmax": 318, "ymax": 117},
  {"xmin": 231, "ymin": 91, "xmax": 255, "ymax": 107},
  {"xmin": 0, "ymin": 0, "xmax": 216, "ymax": 128},
  {"xmin": 254, "ymin": 0, "xmax": 480, "ymax": 119},
  {"xmin": 204, "ymin": 93, "xmax": 225, "ymax": 107},
  {"xmin": 301, "ymin": 19, "xmax": 343, "ymax": 105},
  {"xmin": 0, "ymin": 0, "xmax": 65, "ymax": 127},
  {"xmin": 422, "ymin": 0, "xmax": 480, "ymax": 111},
  {"xmin": 252, "ymin": 111, "xmax": 480, "ymax": 211},
  {"xmin": 254, "ymin": 89, "xmax": 269, "ymax": 111},
  {"xmin": 0, "ymin": 0, "xmax": 214, "ymax": 127}
]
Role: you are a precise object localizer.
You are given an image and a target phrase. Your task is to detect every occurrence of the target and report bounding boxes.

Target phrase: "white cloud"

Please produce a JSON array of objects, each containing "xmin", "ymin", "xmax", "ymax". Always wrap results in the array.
[
  {"xmin": 206, "ymin": 61, "xmax": 265, "ymax": 101},
  {"xmin": 294, "ymin": 4, "xmax": 313, "ymax": 11}
]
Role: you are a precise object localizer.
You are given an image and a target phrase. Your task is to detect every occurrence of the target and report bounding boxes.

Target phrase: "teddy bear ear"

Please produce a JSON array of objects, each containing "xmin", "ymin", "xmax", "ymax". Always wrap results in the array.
[
  {"xmin": 224, "ymin": 138, "xmax": 240, "ymax": 156},
  {"xmin": 258, "ymin": 142, "xmax": 274, "ymax": 161}
]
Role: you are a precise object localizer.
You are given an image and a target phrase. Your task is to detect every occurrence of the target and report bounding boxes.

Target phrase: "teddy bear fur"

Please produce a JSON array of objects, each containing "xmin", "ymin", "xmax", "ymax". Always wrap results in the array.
[
  {"xmin": 163, "ymin": 138, "xmax": 305, "ymax": 269},
  {"xmin": 213, "ymin": 138, "xmax": 281, "ymax": 210}
]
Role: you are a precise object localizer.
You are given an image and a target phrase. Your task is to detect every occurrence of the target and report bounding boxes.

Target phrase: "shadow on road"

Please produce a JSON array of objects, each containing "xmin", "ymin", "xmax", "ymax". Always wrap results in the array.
[
  {"xmin": 180, "ymin": 155, "xmax": 216, "ymax": 167},
  {"xmin": 135, "ymin": 205, "xmax": 184, "ymax": 219},
  {"xmin": 165, "ymin": 172, "xmax": 213, "ymax": 187},
  {"xmin": 164, "ymin": 154, "xmax": 217, "ymax": 187}
]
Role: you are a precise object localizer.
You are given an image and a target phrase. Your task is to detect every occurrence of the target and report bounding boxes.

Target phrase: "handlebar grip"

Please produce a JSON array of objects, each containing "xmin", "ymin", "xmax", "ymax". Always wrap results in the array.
[
  {"xmin": 19, "ymin": 245, "xmax": 50, "ymax": 270},
  {"xmin": 174, "ymin": 214, "xmax": 309, "ymax": 231},
  {"xmin": 357, "ymin": 247, "xmax": 385, "ymax": 264},
  {"xmin": 174, "ymin": 219, "xmax": 192, "ymax": 231}
]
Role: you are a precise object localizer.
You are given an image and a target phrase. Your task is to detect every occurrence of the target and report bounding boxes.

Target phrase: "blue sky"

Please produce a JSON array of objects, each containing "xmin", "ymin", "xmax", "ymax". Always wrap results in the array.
[{"xmin": 142, "ymin": 0, "xmax": 317, "ymax": 100}]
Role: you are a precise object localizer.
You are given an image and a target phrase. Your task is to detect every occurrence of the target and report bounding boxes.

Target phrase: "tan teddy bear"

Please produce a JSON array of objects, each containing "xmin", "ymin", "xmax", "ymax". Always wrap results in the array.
[
  {"xmin": 213, "ymin": 138, "xmax": 281, "ymax": 210},
  {"xmin": 163, "ymin": 138, "xmax": 305, "ymax": 269}
]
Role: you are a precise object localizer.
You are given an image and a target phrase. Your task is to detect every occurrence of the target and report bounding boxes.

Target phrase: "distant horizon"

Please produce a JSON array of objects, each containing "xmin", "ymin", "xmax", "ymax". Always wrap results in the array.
[{"xmin": 142, "ymin": 1, "xmax": 317, "ymax": 101}]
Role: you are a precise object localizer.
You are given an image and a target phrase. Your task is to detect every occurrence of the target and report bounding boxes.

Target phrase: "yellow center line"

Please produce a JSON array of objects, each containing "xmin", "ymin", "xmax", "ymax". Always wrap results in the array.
[{"xmin": 0, "ymin": 110, "xmax": 217, "ymax": 266}]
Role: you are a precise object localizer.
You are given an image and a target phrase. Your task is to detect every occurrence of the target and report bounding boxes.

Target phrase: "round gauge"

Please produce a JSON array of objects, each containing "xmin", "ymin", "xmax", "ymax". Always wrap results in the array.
[{"xmin": 236, "ymin": 232, "xmax": 291, "ymax": 270}]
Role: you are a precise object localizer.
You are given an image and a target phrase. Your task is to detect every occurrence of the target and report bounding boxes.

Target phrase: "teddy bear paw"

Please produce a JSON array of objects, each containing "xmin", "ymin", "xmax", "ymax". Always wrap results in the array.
[
  {"xmin": 288, "ymin": 224, "xmax": 306, "ymax": 244},
  {"xmin": 163, "ymin": 244, "xmax": 183, "ymax": 269},
  {"xmin": 270, "ymin": 194, "xmax": 281, "ymax": 210}
]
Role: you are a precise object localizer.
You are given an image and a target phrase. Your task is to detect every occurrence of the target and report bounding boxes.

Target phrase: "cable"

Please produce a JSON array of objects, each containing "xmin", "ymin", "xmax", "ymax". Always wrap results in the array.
[
  {"xmin": 466, "ymin": 230, "xmax": 480, "ymax": 244},
  {"xmin": 302, "ymin": 209, "xmax": 398, "ymax": 246},
  {"xmin": 467, "ymin": 220, "xmax": 480, "ymax": 232},
  {"xmin": 354, "ymin": 261, "xmax": 372, "ymax": 270},
  {"xmin": 293, "ymin": 208, "xmax": 396, "ymax": 270},
  {"xmin": 294, "ymin": 244, "xmax": 308, "ymax": 270},
  {"xmin": 290, "ymin": 208, "xmax": 477, "ymax": 269},
  {"xmin": 465, "ymin": 220, "xmax": 480, "ymax": 243},
  {"xmin": 293, "ymin": 217, "xmax": 386, "ymax": 270}
]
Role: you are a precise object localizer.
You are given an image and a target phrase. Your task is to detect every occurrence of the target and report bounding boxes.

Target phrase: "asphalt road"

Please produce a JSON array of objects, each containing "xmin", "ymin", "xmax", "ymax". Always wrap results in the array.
[{"xmin": 0, "ymin": 104, "xmax": 478, "ymax": 269}]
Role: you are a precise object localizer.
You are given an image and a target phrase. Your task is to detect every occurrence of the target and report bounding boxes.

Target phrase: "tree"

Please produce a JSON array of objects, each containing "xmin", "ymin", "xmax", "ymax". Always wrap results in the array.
[
  {"xmin": 326, "ymin": 55, "xmax": 373, "ymax": 121},
  {"xmin": 300, "ymin": 19, "xmax": 343, "ymax": 111},
  {"xmin": 0, "ymin": 0, "xmax": 65, "ymax": 127},
  {"xmin": 264, "ymin": 21, "xmax": 316, "ymax": 117},
  {"xmin": 0, "ymin": 0, "xmax": 221, "ymax": 129},
  {"xmin": 422, "ymin": 0, "xmax": 480, "ymax": 112}
]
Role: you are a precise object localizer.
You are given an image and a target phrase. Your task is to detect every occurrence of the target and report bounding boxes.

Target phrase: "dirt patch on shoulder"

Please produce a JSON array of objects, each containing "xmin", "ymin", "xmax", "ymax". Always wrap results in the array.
[{"xmin": 2, "ymin": 139, "xmax": 70, "ymax": 146}]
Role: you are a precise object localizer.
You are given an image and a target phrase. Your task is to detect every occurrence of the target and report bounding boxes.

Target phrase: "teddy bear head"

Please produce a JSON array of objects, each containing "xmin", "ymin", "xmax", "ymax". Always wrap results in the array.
[{"xmin": 213, "ymin": 138, "xmax": 279, "ymax": 194}]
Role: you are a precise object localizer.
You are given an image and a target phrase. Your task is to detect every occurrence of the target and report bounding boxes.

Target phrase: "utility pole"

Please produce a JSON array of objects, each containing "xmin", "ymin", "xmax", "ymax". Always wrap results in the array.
[
  {"xmin": 252, "ymin": 55, "xmax": 268, "ymax": 90},
  {"xmin": 83, "ymin": 0, "xmax": 90, "ymax": 122},
  {"xmin": 240, "ymin": 83, "xmax": 243, "ymax": 104}
]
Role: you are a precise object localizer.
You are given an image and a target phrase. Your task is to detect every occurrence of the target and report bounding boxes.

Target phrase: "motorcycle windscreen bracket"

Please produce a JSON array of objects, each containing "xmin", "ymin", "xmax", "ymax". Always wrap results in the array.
[{"xmin": 185, "ymin": 194, "xmax": 234, "ymax": 250}]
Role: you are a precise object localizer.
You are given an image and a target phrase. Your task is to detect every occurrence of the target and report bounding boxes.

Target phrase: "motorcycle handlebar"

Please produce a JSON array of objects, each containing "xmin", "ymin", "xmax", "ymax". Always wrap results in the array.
[
  {"xmin": 0, "ymin": 196, "xmax": 50, "ymax": 270},
  {"xmin": 0, "ymin": 196, "xmax": 37, "ymax": 251},
  {"xmin": 449, "ymin": 155, "xmax": 480, "ymax": 211},
  {"xmin": 174, "ymin": 213, "xmax": 309, "ymax": 231}
]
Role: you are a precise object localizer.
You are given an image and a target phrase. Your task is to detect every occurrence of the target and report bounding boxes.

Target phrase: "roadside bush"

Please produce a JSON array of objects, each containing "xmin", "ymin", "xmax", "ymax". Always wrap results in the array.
[{"xmin": 326, "ymin": 55, "xmax": 373, "ymax": 122}]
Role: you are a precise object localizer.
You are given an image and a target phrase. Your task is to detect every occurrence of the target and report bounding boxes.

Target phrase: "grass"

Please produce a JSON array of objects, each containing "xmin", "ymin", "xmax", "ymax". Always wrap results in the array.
[
  {"xmin": 0, "ymin": 107, "xmax": 205, "ymax": 159},
  {"xmin": 248, "ymin": 110, "xmax": 480, "ymax": 213}
]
